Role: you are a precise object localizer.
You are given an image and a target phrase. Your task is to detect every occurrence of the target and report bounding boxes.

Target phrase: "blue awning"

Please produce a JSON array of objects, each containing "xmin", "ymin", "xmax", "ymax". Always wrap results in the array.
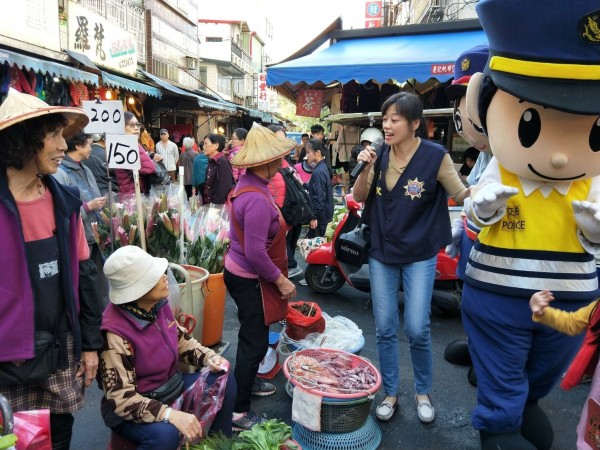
[
  {"xmin": 101, "ymin": 71, "xmax": 161, "ymax": 98},
  {"xmin": 0, "ymin": 47, "xmax": 98, "ymax": 85},
  {"xmin": 139, "ymin": 70, "xmax": 237, "ymax": 113},
  {"xmin": 267, "ymin": 29, "xmax": 487, "ymax": 86}
]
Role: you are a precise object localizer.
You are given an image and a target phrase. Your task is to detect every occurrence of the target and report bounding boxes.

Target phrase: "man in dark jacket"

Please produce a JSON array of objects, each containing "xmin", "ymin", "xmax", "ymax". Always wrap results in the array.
[
  {"xmin": 306, "ymin": 139, "xmax": 333, "ymax": 238},
  {"xmin": 82, "ymin": 133, "xmax": 119, "ymax": 195}
]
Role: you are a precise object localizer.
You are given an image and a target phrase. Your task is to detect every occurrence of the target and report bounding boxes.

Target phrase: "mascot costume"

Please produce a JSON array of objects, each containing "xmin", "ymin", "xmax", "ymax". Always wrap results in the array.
[
  {"xmin": 462, "ymin": 1, "xmax": 600, "ymax": 449},
  {"xmin": 443, "ymin": 45, "xmax": 491, "ymax": 385}
]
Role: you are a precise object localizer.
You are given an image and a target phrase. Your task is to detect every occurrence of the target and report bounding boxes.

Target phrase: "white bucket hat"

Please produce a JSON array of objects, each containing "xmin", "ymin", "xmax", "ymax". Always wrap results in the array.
[{"xmin": 103, "ymin": 245, "xmax": 169, "ymax": 305}]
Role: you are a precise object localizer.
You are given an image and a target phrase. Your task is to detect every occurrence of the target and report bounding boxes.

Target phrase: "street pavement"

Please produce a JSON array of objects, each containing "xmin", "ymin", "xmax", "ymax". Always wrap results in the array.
[{"xmin": 72, "ymin": 260, "xmax": 587, "ymax": 449}]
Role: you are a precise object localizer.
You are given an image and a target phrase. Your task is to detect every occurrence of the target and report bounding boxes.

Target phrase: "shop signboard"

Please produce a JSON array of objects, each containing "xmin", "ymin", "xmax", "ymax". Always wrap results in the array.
[
  {"xmin": 257, "ymin": 72, "xmax": 269, "ymax": 111},
  {"xmin": 0, "ymin": 0, "xmax": 61, "ymax": 51},
  {"xmin": 67, "ymin": 1, "xmax": 137, "ymax": 76},
  {"xmin": 365, "ymin": 1, "xmax": 382, "ymax": 28}
]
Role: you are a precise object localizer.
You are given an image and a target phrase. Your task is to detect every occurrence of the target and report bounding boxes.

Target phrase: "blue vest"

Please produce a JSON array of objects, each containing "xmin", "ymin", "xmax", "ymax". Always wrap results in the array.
[{"xmin": 368, "ymin": 140, "xmax": 450, "ymax": 264}]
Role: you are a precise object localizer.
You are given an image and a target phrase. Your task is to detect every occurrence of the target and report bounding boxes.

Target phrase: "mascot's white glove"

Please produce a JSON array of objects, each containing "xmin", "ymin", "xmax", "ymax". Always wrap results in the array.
[
  {"xmin": 445, "ymin": 217, "xmax": 464, "ymax": 258},
  {"xmin": 471, "ymin": 182, "xmax": 519, "ymax": 221},
  {"xmin": 573, "ymin": 200, "xmax": 600, "ymax": 244}
]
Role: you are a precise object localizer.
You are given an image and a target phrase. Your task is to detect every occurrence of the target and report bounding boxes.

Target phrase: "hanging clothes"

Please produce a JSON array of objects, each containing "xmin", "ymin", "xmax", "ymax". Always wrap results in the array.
[
  {"xmin": 357, "ymin": 80, "xmax": 380, "ymax": 113},
  {"xmin": 341, "ymin": 80, "xmax": 359, "ymax": 113},
  {"xmin": 380, "ymin": 81, "xmax": 401, "ymax": 108}
]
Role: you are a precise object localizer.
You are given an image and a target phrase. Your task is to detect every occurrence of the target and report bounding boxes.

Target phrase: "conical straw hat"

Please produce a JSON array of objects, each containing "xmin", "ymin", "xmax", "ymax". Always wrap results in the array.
[
  {"xmin": 0, "ymin": 89, "xmax": 89, "ymax": 139},
  {"xmin": 231, "ymin": 123, "xmax": 296, "ymax": 168}
]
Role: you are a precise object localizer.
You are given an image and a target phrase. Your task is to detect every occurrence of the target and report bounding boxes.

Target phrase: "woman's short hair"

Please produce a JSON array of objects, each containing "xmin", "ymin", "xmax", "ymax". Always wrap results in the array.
[
  {"xmin": 182, "ymin": 137, "xmax": 195, "ymax": 150},
  {"xmin": 67, "ymin": 133, "xmax": 91, "ymax": 152},
  {"xmin": 233, "ymin": 127, "xmax": 248, "ymax": 141},
  {"xmin": 381, "ymin": 92, "xmax": 423, "ymax": 126},
  {"xmin": 206, "ymin": 133, "xmax": 226, "ymax": 151},
  {"xmin": 0, "ymin": 114, "xmax": 69, "ymax": 170},
  {"xmin": 306, "ymin": 138, "xmax": 324, "ymax": 155},
  {"xmin": 124, "ymin": 111, "xmax": 137, "ymax": 123}
]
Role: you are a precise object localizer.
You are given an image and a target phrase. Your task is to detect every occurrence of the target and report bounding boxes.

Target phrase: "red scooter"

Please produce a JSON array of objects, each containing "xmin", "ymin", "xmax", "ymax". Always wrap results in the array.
[{"xmin": 303, "ymin": 194, "xmax": 463, "ymax": 314}]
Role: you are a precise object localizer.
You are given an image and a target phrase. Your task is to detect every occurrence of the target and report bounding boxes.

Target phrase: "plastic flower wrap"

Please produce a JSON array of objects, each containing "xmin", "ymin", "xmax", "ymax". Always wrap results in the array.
[
  {"xmin": 186, "ymin": 204, "xmax": 230, "ymax": 274},
  {"xmin": 92, "ymin": 194, "xmax": 142, "ymax": 258},
  {"xmin": 146, "ymin": 185, "xmax": 186, "ymax": 263}
]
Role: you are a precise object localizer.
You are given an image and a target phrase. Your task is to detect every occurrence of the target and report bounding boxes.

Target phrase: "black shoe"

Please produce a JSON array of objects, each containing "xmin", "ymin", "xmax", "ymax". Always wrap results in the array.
[
  {"xmin": 468, "ymin": 365, "xmax": 477, "ymax": 387},
  {"xmin": 444, "ymin": 340, "xmax": 472, "ymax": 366},
  {"xmin": 251, "ymin": 378, "xmax": 276, "ymax": 397}
]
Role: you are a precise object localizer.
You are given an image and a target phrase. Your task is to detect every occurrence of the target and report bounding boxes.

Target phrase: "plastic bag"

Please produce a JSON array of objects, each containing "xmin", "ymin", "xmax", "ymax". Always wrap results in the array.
[
  {"xmin": 298, "ymin": 237, "xmax": 327, "ymax": 261},
  {"xmin": 286, "ymin": 302, "xmax": 326, "ymax": 340},
  {"xmin": 171, "ymin": 368, "xmax": 229, "ymax": 444},
  {"xmin": 13, "ymin": 409, "xmax": 51, "ymax": 450},
  {"xmin": 283, "ymin": 313, "xmax": 364, "ymax": 353}
]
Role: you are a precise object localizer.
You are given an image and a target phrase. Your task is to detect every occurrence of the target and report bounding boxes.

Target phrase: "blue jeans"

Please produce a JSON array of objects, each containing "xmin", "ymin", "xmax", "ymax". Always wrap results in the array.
[
  {"xmin": 369, "ymin": 255, "xmax": 436, "ymax": 396},
  {"xmin": 113, "ymin": 371, "xmax": 236, "ymax": 450}
]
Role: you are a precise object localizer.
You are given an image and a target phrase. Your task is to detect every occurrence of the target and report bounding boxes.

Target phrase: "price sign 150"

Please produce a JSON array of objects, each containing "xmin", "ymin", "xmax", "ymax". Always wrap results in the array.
[
  {"xmin": 82, "ymin": 100, "xmax": 125, "ymax": 134},
  {"xmin": 106, "ymin": 134, "xmax": 141, "ymax": 171}
]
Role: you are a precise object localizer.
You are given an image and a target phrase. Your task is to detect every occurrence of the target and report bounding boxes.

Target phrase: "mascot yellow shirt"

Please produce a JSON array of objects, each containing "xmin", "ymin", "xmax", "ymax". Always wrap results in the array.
[{"xmin": 466, "ymin": 165, "xmax": 597, "ymax": 297}]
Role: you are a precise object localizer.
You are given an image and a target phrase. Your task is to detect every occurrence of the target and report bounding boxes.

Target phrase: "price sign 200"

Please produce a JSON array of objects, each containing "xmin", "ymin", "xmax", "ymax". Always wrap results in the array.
[
  {"xmin": 106, "ymin": 134, "xmax": 141, "ymax": 171},
  {"xmin": 82, "ymin": 100, "xmax": 125, "ymax": 135}
]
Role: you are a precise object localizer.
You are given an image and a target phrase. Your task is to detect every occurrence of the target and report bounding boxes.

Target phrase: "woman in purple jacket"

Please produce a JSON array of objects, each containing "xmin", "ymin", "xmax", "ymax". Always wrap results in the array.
[
  {"xmin": 100, "ymin": 245, "xmax": 235, "ymax": 449},
  {"xmin": 224, "ymin": 124, "xmax": 297, "ymax": 430},
  {"xmin": 0, "ymin": 91, "xmax": 102, "ymax": 450}
]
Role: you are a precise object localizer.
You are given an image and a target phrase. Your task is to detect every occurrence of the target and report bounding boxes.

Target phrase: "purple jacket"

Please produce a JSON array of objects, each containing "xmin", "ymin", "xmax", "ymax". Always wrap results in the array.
[
  {"xmin": 0, "ymin": 171, "xmax": 93, "ymax": 361},
  {"xmin": 225, "ymin": 171, "xmax": 281, "ymax": 282},
  {"xmin": 101, "ymin": 301, "xmax": 179, "ymax": 393}
]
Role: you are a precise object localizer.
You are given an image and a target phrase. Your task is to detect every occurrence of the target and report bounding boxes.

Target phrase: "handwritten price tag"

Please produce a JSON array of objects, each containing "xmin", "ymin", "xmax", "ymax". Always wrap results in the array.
[
  {"xmin": 82, "ymin": 100, "xmax": 125, "ymax": 134},
  {"xmin": 106, "ymin": 134, "xmax": 141, "ymax": 171}
]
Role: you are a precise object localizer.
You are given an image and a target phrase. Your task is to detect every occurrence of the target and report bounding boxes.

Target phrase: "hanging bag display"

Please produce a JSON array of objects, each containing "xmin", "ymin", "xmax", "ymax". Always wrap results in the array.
[{"xmin": 336, "ymin": 147, "xmax": 383, "ymax": 270}]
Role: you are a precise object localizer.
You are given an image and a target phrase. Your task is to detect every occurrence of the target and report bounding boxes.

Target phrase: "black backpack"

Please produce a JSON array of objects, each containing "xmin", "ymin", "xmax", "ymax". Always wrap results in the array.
[{"xmin": 278, "ymin": 168, "xmax": 314, "ymax": 226}]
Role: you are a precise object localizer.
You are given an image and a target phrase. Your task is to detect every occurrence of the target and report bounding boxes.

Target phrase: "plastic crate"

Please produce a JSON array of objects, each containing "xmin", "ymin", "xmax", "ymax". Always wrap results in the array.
[
  {"xmin": 283, "ymin": 349, "xmax": 381, "ymax": 399},
  {"xmin": 286, "ymin": 381, "xmax": 374, "ymax": 433},
  {"xmin": 292, "ymin": 416, "xmax": 382, "ymax": 450}
]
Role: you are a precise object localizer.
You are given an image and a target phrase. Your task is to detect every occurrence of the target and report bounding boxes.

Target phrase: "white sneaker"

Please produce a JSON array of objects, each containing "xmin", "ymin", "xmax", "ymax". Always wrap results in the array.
[
  {"xmin": 288, "ymin": 267, "xmax": 303, "ymax": 278},
  {"xmin": 298, "ymin": 279, "xmax": 308, "ymax": 286}
]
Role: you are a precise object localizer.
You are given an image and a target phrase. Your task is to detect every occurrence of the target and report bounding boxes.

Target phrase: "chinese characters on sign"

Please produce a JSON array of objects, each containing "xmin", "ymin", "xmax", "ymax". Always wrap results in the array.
[
  {"xmin": 365, "ymin": 1, "xmax": 382, "ymax": 28},
  {"xmin": 296, "ymin": 89, "xmax": 323, "ymax": 118},
  {"xmin": 430, "ymin": 63, "xmax": 454, "ymax": 75},
  {"xmin": 257, "ymin": 72, "xmax": 269, "ymax": 110},
  {"xmin": 68, "ymin": 1, "xmax": 137, "ymax": 75}
]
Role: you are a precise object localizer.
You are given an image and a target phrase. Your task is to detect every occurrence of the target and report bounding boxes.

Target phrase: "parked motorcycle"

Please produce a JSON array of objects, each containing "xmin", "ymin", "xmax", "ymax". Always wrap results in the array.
[{"xmin": 303, "ymin": 194, "xmax": 463, "ymax": 314}]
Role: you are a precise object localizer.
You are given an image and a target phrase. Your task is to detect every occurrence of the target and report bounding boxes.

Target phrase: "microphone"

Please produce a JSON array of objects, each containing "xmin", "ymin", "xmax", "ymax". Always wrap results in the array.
[{"xmin": 350, "ymin": 136, "xmax": 384, "ymax": 179}]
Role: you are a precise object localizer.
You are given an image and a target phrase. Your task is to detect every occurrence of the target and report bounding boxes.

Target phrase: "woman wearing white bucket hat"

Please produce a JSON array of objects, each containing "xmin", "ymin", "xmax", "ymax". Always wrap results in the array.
[
  {"xmin": 99, "ymin": 245, "xmax": 235, "ymax": 448},
  {"xmin": 0, "ymin": 90, "xmax": 102, "ymax": 450}
]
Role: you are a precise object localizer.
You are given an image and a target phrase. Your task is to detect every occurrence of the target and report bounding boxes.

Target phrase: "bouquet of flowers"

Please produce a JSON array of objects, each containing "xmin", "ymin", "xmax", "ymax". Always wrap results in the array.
[
  {"xmin": 186, "ymin": 204, "xmax": 230, "ymax": 274},
  {"xmin": 145, "ymin": 186, "xmax": 185, "ymax": 264},
  {"xmin": 92, "ymin": 194, "xmax": 142, "ymax": 258}
]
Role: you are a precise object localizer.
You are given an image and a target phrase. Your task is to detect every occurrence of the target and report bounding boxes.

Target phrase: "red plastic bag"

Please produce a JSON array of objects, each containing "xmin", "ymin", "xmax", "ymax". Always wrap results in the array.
[
  {"xmin": 13, "ymin": 409, "xmax": 51, "ymax": 450},
  {"xmin": 171, "ymin": 367, "xmax": 229, "ymax": 445},
  {"xmin": 286, "ymin": 302, "xmax": 326, "ymax": 340}
]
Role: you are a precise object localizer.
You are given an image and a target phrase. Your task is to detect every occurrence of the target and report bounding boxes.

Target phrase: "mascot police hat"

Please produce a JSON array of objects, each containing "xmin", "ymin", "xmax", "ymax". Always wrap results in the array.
[
  {"xmin": 477, "ymin": 0, "xmax": 600, "ymax": 115},
  {"xmin": 446, "ymin": 44, "xmax": 489, "ymax": 101}
]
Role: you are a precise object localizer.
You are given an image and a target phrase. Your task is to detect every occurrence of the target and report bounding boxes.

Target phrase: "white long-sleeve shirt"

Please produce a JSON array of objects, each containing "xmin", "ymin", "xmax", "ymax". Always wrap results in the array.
[{"xmin": 155, "ymin": 140, "xmax": 179, "ymax": 171}]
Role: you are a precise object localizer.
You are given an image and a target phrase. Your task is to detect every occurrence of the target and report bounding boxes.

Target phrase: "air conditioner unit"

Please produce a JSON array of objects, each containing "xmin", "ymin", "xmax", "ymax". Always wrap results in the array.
[{"xmin": 185, "ymin": 56, "xmax": 198, "ymax": 70}]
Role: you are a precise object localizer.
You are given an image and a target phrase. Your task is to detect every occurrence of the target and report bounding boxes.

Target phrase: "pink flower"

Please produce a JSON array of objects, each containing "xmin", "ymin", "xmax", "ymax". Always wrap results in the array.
[
  {"xmin": 160, "ymin": 212, "xmax": 174, "ymax": 233},
  {"xmin": 118, "ymin": 226, "xmax": 129, "ymax": 246},
  {"xmin": 171, "ymin": 213, "xmax": 180, "ymax": 238}
]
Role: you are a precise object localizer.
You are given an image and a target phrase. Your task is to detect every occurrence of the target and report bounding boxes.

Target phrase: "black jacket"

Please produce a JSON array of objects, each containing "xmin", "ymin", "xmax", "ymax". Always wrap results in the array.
[{"xmin": 308, "ymin": 160, "xmax": 334, "ymax": 223}]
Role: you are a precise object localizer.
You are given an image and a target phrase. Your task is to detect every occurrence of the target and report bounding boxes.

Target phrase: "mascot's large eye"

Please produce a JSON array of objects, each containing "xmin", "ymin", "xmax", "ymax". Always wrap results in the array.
[
  {"xmin": 518, "ymin": 108, "xmax": 541, "ymax": 148},
  {"xmin": 453, "ymin": 107, "xmax": 463, "ymax": 134},
  {"xmin": 591, "ymin": 117, "xmax": 600, "ymax": 153}
]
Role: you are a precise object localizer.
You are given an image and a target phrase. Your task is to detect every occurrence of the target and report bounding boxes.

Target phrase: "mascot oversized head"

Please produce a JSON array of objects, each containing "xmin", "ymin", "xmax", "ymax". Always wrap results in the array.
[{"xmin": 461, "ymin": 1, "xmax": 600, "ymax": 449}]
